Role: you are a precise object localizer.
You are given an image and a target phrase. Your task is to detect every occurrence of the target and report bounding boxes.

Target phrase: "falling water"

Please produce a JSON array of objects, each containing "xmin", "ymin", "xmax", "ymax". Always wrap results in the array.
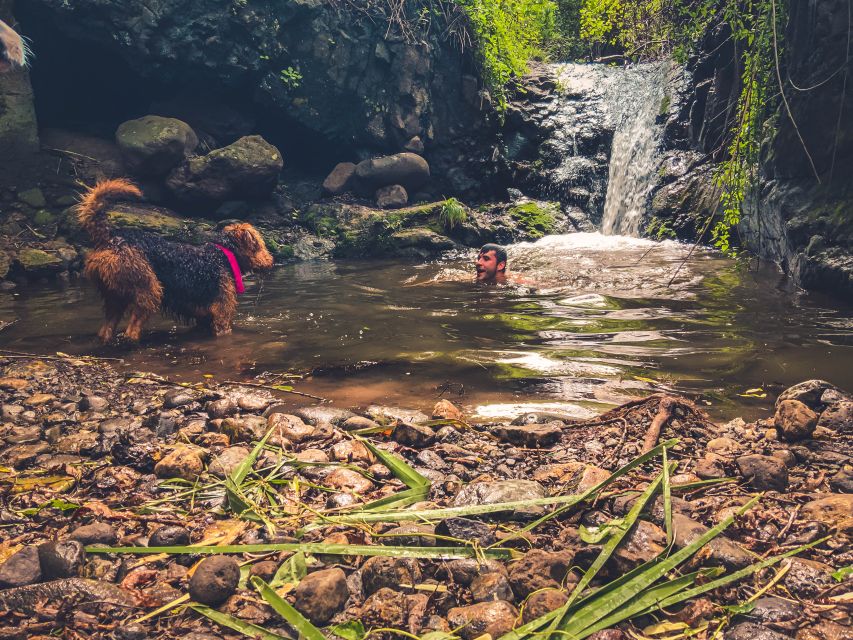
[{"xmin": 600, "ymin": 63, "xmax": 669, "ymax": 236}]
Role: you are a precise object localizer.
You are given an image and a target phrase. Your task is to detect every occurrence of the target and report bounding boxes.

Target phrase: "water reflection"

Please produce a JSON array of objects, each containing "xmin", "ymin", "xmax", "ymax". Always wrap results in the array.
[{"xmin": 1, "ymin": 233, "xmax": 851, "ymax": 421}]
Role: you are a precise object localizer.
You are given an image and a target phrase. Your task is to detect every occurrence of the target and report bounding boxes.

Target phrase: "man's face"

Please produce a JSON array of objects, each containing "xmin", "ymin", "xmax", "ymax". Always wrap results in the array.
[{"xmin": 476, "ymin": 250, "xmax": 506, "ymax": 282}]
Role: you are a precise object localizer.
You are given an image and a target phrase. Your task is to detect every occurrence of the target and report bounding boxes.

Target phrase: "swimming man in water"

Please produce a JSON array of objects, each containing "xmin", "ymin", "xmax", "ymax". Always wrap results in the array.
[{"xmin": 475, "ymin": 243, "xmax": 508, "ymax": 284}]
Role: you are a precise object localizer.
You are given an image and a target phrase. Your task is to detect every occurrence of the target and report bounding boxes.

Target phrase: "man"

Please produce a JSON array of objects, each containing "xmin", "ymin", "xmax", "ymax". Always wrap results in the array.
[{"xmin": 475, "ymin": 243, "xmax": 508, "ymax": 284}]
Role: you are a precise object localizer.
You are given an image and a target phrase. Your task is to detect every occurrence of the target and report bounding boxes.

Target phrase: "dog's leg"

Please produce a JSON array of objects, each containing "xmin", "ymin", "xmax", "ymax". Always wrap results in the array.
[
  {"xmin": 119, "ymin": 251, "xmax": 163, "ymax": 342},
  {"xmin": 124, "ymin": 305, "xmax": 152, "ymax": 342},
  {"xmin": 98, "ymin": 298, "xmax": 127, "ymax": 343},
  {"xmin": 207, "ymin": 275, "xmax": 237, "ymax": 336}
]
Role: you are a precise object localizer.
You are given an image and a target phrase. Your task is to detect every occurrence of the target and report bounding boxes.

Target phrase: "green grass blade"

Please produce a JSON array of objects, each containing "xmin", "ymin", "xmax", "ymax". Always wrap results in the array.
[
  {"xmin": 270, "ymin": 551, "xmax": 307, "ymax": 589},
  {"xmin": 252, "ymin": 576, "xmax": 326, "ymax": 640},
  {"xmin": 86, "ymin": 542, "xmax": 514, "ymax": 560},
  {"xmin": 190, "ymin": 604, "xmax": 289, "ymax": 640},
  {"xmin": 226, "ymin": 424, "xmax": 276, "ymax": 518},
  {"xmin": 663, "ymin": 447, "xmax": 673, "ymax": 546}
]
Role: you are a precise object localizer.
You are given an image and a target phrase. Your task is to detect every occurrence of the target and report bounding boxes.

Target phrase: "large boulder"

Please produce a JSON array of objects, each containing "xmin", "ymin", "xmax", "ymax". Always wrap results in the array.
[
  {"xmin": 355, "ymin": 153, "xmax": 430, "ymax": 192},
  {"xmin": 116, "ymin": 115, "xmax": 198, "ymax": 176},
  {"xmin": 166, "ymin": 135, "xmax": 283, "ymax": 206}
]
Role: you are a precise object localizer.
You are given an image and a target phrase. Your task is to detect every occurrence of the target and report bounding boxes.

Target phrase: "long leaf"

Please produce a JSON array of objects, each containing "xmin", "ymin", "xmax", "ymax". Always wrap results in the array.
[
  {"xmin": 86, "ymin": 542, "xmax": 514, "ymax": 560},
  {"xmin": 355, "ymin": 438, "xmax": 431, "ymax": 512},
  {"xmin": 252, "ymin": 576, "xmax": 326, "ymax": 640},
  {"xmin": 226, "ymin": 424, "xmax": 276, "ymax": 519},
  {"xmin": 190, "ymin": 604, "xmax": 289, "ymax": 640},
  {"xmin": 270, "ymin": 551, "xmax": 307, "ymax": 589},
  {"xmin": 663, "ymin": 447, "xmax": 673, "ymax": 546}
]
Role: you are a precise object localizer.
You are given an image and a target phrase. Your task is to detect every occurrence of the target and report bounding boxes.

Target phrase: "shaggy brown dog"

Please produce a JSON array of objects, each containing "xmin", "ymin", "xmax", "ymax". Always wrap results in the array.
[
  {"xmin": 0, "ymin": 19, "xmax": 27, "ymax": 73},
  {"xmin": 78, "ymin": 179, "xmax": 274, "ymax": 342}
]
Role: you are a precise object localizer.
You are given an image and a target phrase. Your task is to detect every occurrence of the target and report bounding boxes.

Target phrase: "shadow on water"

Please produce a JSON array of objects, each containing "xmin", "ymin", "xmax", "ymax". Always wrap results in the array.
[{"xmin": 1, "ymin": 233, "xmax": 851, "ymax": 421}]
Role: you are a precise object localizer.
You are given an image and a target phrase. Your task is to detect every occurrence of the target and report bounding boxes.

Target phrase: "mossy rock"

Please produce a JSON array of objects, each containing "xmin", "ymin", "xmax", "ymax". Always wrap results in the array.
[
  {"xmin": 63, "ymin": 203, "xmax": 209, "ymax": 243},
  {"xmin": 508, "ymin": 201, "xmax": 559, "ymax": 239},
  {"xmin": 32, "ymin": 210, "xmax": 57, "ymax": 227},
  {"xmin": 15, "ymin": 248, "xmax": 64, "ymax": 274},
  {"xmin": 18, "ymin": 187, "xmax": 47, "ymax": 208}
]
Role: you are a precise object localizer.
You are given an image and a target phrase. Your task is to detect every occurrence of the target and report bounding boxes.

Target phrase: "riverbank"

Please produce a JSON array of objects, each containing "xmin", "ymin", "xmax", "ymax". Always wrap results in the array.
[{"xmin": 0, "ymin": 354, "xmax": 850, "ymax": 639}]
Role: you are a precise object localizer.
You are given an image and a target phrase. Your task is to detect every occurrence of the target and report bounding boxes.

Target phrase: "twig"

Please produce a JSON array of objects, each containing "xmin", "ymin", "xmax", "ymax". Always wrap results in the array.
[
  {"xmin": 0, "ymin": 349, "xmax": 123, "ymax": 362},
  {"xmin": 223, "ymin": 380, "xmax": 328, "ymax": 403},
  {"xmin": 43, "ymin": 147, "xmax": 100, "ymax": 163},
  {"xmin": 642, "ymin": 397, "xmax": 676, "ymax": 453}
]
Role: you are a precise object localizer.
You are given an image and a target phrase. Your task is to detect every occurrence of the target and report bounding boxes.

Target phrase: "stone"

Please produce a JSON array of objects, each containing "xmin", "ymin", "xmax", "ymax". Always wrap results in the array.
[
  {"xmin": 393, "ymin": 422, "xmax": 436, "ymax": 448},
  {"xmin": 38, "ymin": 540, "xmax": 86, "ymax": 579},
  {"xmin": 18, "ymin": 187, "xmax": 47, "ymax": 208},
  {"xmin": 3, "ymin": 442, "xmax": 49, "ymax": 468},
  {"xmin": 782, "ymin": 558, "xmax": 833, "ymax": 599},
  {"xmin": 116, "ymin": 116, "xmax": 198, "ymax": 176},
  {"xmin": 775, "ymin": 400, "xmax": 818, "ymax": 441},
  {"xmin": 368, "ymin": 405, "xmax": 430, "ymax": 425},
  {"xmin": 493, "ymin": 423, "xmax": 562, "ymax": 448},
  {"xmin": 614, "ymin": 520, "xmax": 667, "ymax": 569},
  {"xmin": 747, "ymin": 596, "xmax": 803, "ymax": 624},
  {"xmin": 388, "ymin": 228, "xmax": 455, "ymax": 254},
  {"xmin": 380, "ymin": 524, "xmax": 436, "ymax": 547},
  {"xmin": 294, "ymin": 405, "xmax": 356, "ymax": 426},
  {"xmin": 293, "ymin": 568, "xmax": 349, "ymax": 625},
  {"xmin": 672, "ymin": 513, "xmax": 752, "ymax": 569},
  {"xmin": 796, "ymin": 621, "xmax": 853, "ymax": 640},
  {"xmin": 325, "ymin": 468, "xmax": 374, "ymax": 494},
  {"xmin": 361, "ymin": 556, "xmax": 422, "ymax": 596},
  {"xmin": 341, "ymin": 416, "xmax": 382, "ymax": 431},
  {"xmin": 268, "ymin": 413, "xmax": 317, "ymax": 444},
  {"xmin": 470, "ymin": 571, "xmax": 513, "ymax": 602},
  {"xmin": 208, "ymin": 446, "xmax": 251, "ymax": 478},
  {"xmin": 508, "ymin": 549, "xmax": 574, "ymax": 599},
  {"xmin": 154, "ymin": 447, "xmax": 204, "ymax": 481},
  {"xmin": 166, "ymin": 135, "xmax": 283, "ymax": 205},
  {"xmin": 706, "ymin": 437, "xmax": 742, "ymax": 456},
  {"xmin": 355, "ymin": 153, "xmax": 430, "ymax": 192},
  {"xmin": 442, "ymin": 559, "xmax": 507, "ymax": 586},
  {"xmin": 80, "ymin": 395, "xmax": 109, "ymax": 412},
  {"xmin": 696, "ymin": 454, "xmax": 728, "ymax": 479},
  {"xmin": 361, "ymin": 587, "xmax": 408, "ymax": 628},
  {"xmin": 447, "ymin": 601, "xmax": 518, "ymax": 640},
  {"xmin": 0, "ymin": 546, "xmax": 42, "ymax": 587},
  {"xmin": 323, "ymin": 162, "xmax": 357, "ymax": 195},
  {"xmin": 829, "ymin": 465, "xmax": 853, "ymax": 492},
  {"xmin": 24, "ymin": 393, "xmax": 56, "ymax": 407},
  {"xmin": 432, "ymin": 399, "xmax": 464, "ymax": 422},
  {"xmin": 800, "ymin": 494, "xmax": 853, "ymax": 531},
  {"xmin": 149, "ymin": 526, "xmax": 191, "ymax": 547},
  {"xmin": 249, "ymin": 560, "xmax": 279, "ymax": 582},
  {"xmin": 818, "ymin": 400, "xmax": 853, "ymax": 433},
  {"xmin": 435, "ymin": 518, "xmax": 496, "ymax": 547},
  {"xmin": 776, "ymin": 380, "xmax": 839, "ymax": 410},
  {"xmin": 237, "ymin": 395, "xmax": 270, "ymax": 412},
  {"xmin": 376, "ymin": 184, "xmax": 408, "ymax": 209},
  {"xmin": 770, "ymin": 448, "xmax": 797, "ymax": 467},
  {"xmin": 14, "ymin": 248, "xmax": 64, "ymax": 276},
  {"xmin": 522, "ymin": 589, "xmax": 569, "ymax": 623},
  {"xmin": 163, "ymin": 389, "xmax": 196, "ymax": 408},
  {"xmin": 736, "ymin": 454, "xmax": 788, "ymax": 491},
  {"xmin": 189, "ymin": 556, "xmax": 240, "ymax": 606},
  {"xmin": 453, "ymin": 480, "xmax": 547, "ymax": 518},
  {"xmin": 330, "ymin": 440, "xmax": 376, "ymax": 464},
  {"xmin": 206, "ymin": 398, "xmax": 238, "ymax": 419},
  {"xmin": 69, "ymin": 522, "xmax": 117, "ymax": 545},
  {"xmin": 0, "ymin": 377, "xmax": 29, "ymax": 391},
  {"xmin": 725, "ymin": 622, "xmax": 791, "ymax": 640},
  {"xmin": 403, "ymin": 136, "xmax": 424, "ymax": 154}
]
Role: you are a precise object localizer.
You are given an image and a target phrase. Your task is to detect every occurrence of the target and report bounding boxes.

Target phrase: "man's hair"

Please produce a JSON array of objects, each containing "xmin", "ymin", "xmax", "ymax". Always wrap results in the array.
[{"xmin": 479, "ymin": 243, "xmax": 507, "ymax": 270}]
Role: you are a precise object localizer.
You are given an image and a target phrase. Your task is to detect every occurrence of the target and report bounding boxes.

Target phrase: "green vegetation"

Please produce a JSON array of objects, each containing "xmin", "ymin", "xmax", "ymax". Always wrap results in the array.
[
  {"xmin": 509, "ymin": 201, "xmax": 559, "ymax": 238},
  {"xmin": 279, "ymin": 66, "xmax": 302, "ymax": 89},
  {"xmin": 438, "ymin": 197, "xmax": 467, "ymax": 229}
]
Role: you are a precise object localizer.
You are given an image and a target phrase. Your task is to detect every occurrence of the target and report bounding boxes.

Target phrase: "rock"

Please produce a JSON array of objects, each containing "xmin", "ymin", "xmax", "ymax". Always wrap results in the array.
[
  {"xmin": 432, "ymin": 400, "xmax": 464, "ymax": 422},
  {"xmin": 154, "ymin": 447, "xmax": 204, "ymax": 481},
  {"xmin": 376, "ymin": 184, "xmax": 408, "ymax": 208},
  {"xmin": 3, "ymin": 442, "xmax": 50, "ymax": 468},
  {"xmin": 330, "ymin": 440, "xmax": 376, "ymax": 464},
  {"xmin": 18, "ymin": 187, "xmax": 47, "ymax": 208},
  {"xmin": 725, "ymin": 622, "xmax": 791, "ymax": 640},
  {"xmin": 163, "ymin": 389, "xmax": 196, "ymax": 409},
  {"xmin": 776, "ymin": 380, "xmax": 839, "ymax": 410},
  {"xmin": 746, "ymin": 596, "xmax": 803, "ymax": 624},
  {"xmin": 800, "ymin": 494, "xmax": 853, "ymax": 531},
  {"xmin": 492, "ymin": 423, "xmax": 562, "ymax": 448},
  {"xmin": 355, "ymin": 153, "xmax": 430, "ymax": 192},
  {"xmin": 361, "ymin": 587, "xmax": 408, "ymax": 628},
  {"xmin": 116, "ymin": 116, "xmax": 198, "ymax": 176},
  {"xmin": 294, "ymin": 406, "xmax": 356, "ymax": 426},
  {"xmin": 672, "ymin": 513, "xmax": 752, "ymax": 569},
  {"xmin": 508, "ymin": 549, "xmax": 574, "ymax": 599},
  {"xmin": 796, "ymin": 621, "xmax": 853, "ymax": 640},
  {"xmin": 14, "ymin": 248, "xmax": 64, "ymax": 276},
  {"xmin": 249, "ymin": 560, "xmax": 279, "ymax": 582},
  {"xmin": 325, "ymin": 468, "xmax": 374, "ymax": 494},
  {"xmin": 829, "ymin": 465, "xmax": 853, "ymax": 492},
  {"xmin": 189, "ymin": 556, "xmax": 240, "ymax": 606},
  {"xmin": 208, "ymin": 446, "xmax": 251, "ymax": 478},
  {"xmin": 149, "ymin": 526, "xmax": 191, "ymax": 547},
  {"xmin": 38, "ymin": 540, "xmax": 86, "ymax": 579},
  {"xmin": 470, "ymin": 571, "xmax": 513, "ymax": 602},
  {"xmin": 393, "ymin": 422, "xmax": 436, "ymax": 447},
  {"xmin": 361, "ymin": 556, "xmax": 422, "ymax": 596},
  {"xmin": 206, "ymin": 398, "xmax": 238, "ymax": 419},
  {"xmin": 0, "ymin": 377, "xmax": 28, "ymax": 391},
  {"xmin": 782, "ymin": 558, "xmax": 833, "ymax": 599},
  {"xmin": 341, "ymin": 416, "xmax": 381, "ymax": 431},
  {"xmin": 68, "ymin": 522, "xmax": 117, "ymax": 546},
  {"xmin": 403, "ymin": 136, "xmax": 424, "ymax": 154},
  {"xmin": 0, "ymin": 546, "xmax": 42, "ymax": 587},
  {"xmin": 447, "ymin": 601, "xmax": 518, "ymax": 640},
  {"xmin": 442, "ymin": 559, "xmax": 507, "ymax": 586},
  {"xmin": 818, "ymin": 400, "xmax": 853, "ymax": 433},
  {"xmin": 388, "ymin": 228, "xmax": 455, "ymax": 255},
  {"xmin": 166, "ymin": 135, "xmax": 283, "ymax": 206},
  {"xmin": 453, "ymin": 480, "xmax": 547, "ymax": 518},
  {"xmin": 735, "ymin": 454, "xmax": 788, "ymax": 491},
  {"xmin": 380, "ymin": 524, "xmax": 436, "ymax": 547},
  {"xmin": 770, "ymin": 449, "xmax": 797, "ymax": 468},
  {"xmin": 775, "ymin": 400, "xmax": 818, "ymax": 441},
  {"xmin": 368, "ymin": 406, "xmax": 430, "ymax": 425},
  {"xmin": 435, "ymin": 518, "xmax": 496, "ymax": 547},
  {"xmin": 614, "ymin": 520, "xmax": 667, "ymax": 569},
  {"xmin": 706, "ymin": 437, "xmax": 742, "ymax": 456},
  {"xmin": 237, "ymin": 395, "xmax": 270, "ymax": 412},
  {"xmin": 268, "ymin": 413, "xmax": 318, "ymax": 444},
  {"xmin": 323, "ymin": 162, "xmax": 357, "ymax": 195},
  {"xmin": 696, "ymin": 454, "xmax": 728, "ymax": 479},
  {"xmin": 293, "ymin": 568, "xmax": 349, "ymax": 625},
  {"xmin": 522, "ymin": 589, "xmax": 569, "ymax": 623}
]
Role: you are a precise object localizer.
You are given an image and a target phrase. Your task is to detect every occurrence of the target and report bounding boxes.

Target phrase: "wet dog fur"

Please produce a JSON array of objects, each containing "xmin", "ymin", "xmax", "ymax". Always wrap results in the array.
[
  {"xmin": 0, "ymin": 18, "xmax": 28, "ymax": 73},
  {"xmin": 77, "ymin": 179, "xmax": 274, "ymax": 342}
]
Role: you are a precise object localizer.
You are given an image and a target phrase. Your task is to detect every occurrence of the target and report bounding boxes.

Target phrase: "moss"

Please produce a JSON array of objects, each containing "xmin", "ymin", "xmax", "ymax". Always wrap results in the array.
[
  {"xmin": 659, "ymin": 91, "xmax": 671, "ymax": 117},
  {"xmin": 32, "ymin": 210, "xmax": 56, "ymax": 226},
  {"xmin": 508, "ymin": 201, "xmax": 558, "ymax": 239},
  {"xmin": 299, "ymin": 206, "xmax": 340, "ymax": 237}
]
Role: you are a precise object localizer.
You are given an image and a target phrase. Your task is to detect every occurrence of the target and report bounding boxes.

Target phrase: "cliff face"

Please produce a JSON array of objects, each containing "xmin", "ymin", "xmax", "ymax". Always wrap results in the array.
[
  {"xmin": 0, "ymin": 0, "xmax": 38, "ymax": 163},
  {"xmin": 16, "ymin": 0, "xmax": 485, "ymax": 168}
]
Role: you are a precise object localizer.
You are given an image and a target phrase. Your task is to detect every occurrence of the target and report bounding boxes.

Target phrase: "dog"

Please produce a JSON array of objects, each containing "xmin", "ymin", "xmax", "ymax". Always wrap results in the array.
[
  {"xmin": 77, "ymin": 179, "xmax": 274, "ymax": 342},
  {"xmin": 0, "ymin": 18, "xmax": 28, "ymax": 73}
]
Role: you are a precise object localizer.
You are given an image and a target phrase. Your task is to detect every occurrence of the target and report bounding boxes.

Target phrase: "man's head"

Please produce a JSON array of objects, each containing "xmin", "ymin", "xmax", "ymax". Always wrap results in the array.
[
  {"xmin": 476, "ymin": 243, "xmax": 507, "ymax": 282},
  {"xmin": 0, "ymin": 19, "xmax": 27, "ymax": 74}
]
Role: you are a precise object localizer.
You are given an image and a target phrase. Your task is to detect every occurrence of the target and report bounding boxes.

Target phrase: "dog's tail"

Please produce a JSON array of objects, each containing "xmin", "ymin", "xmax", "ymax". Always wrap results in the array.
[{"xmin": 76, "ymin": 179, "xmax": 143, "ymax": 248}]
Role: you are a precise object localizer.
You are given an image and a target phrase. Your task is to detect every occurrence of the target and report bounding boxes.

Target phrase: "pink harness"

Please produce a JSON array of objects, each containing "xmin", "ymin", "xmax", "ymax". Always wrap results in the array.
[{"xmin": 215, "ymin": 244, "xmax": 245, "ymax": 294}]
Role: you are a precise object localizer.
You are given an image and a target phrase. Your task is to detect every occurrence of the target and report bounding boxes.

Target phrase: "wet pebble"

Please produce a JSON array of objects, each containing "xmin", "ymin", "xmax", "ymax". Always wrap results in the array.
[
  {"xmin": 293, "ymin": 567, "xmax": 350, "ymax": 624},
  {"xmin": 725, "ymin": 622, "xmax": 791, "ymax": 640},
  {"xmin": 69, "ymin": 522, "xmax": 118, "ymax": 545},
  {"xmin": 163, "ymin": 388, "xmax": 196, "ymax": 409},
  {"xmin": 206, "ymin": 398, "xmax": 238, "ymax": 419},
  {"xmin": 746, "ymin": 596, "xmax": 803, "ymax": 624},
  {"xmin": 783, "ymin": 558, "xmax": 834, "ymax": 599},
  {"xmin": 736, "ymin": 454, "xmax": 789, "ymax": 491},
  {"xmin": 435, "ymin": 517, "xmax": 496, "ymax": 546},
  {"xmin": 380, "ymin": 524, "xmax": 436, "ymax": 547},
  {"xmin": 189, "ymin": 556, "xmax": 241, "ymax": 606},
  {"xmin": 508, "ymin": 549, "xmax": 575, "ymax": 599},
  {"xmin": 432, "ymin": 399, "xmax": 464, "ymax": 421},
  {"xmin": 447, "ymin": 600, "xmax": 518, "ymax": 640},
  {"xmin": 149, "ymin": 526, "xmax": 191, "ymax": 547},
  {"xmin": 493, "ymin": 422, "xmax": 563, "ymax": 448},
  {"xmin": 800, "ymin": 494, "xmax": 853, "ymax": 530},
  {"xmin": 248, "ymin": 560, "xmax": 279, "ymax": 582},
  {"xmin": 830, "ymin": 465, "xmax": 853, "ymax": 492},
  {"xmin": 361, "ymin": 556, "xmax": 422, "ymax": 595},
  {"xmin": 154, "ymin": 446, "xmax": 204, "ymax": 481},
  {"xmin": 393, "ymin": 421, "xmax": 436, "ymax": 447},
  {"xmin": 38, "ymin": 540, "xmax": 86, "ymax": 579},
  {"xmin": 208, "ymin": 446, "xmax": 250, "ymax": 478},
  {"xmin": 470, "ymin": 571, "xmax": 513, "ymax": 602},
  {"xmin": 522, "ymin": 589, "xmax": 569, "ymax": 623},
  {"xmin": 80, "ymin": 395, "xmax": 109, "ymax": 412},
  {"xmin": 268, "ymin": 412, "xmax": 317, "ymax": 443},
  {"xmin": 453, "ymin": 479, "xmax": 547, "ymax": 518},
  {"xmin": 775, "ymin": 400, "xmax": 818, "ymax": 441},
  {"xmin": 671, "ymin": 513, "xmax": 752, "ymax": 569},
  {"xmin": 361, "ymin": 587, "xmax": 408, "ymax": 628},
  {"xmin": 330, "ymin": 439, "xmax": 375, "ymax": 464},
  {"xmin": 0, "ymin": 545, "xmax": 42, "ymax": 587}
]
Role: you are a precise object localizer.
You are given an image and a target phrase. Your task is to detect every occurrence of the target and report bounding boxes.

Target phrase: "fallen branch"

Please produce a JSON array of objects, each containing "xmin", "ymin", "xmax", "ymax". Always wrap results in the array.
[{"xmin": 642, "ymin": 397, "xmax": 676, "ymax": 453}]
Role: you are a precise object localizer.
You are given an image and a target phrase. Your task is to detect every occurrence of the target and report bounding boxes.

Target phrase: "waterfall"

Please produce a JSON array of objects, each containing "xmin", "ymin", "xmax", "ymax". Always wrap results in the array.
[{"xmin": 600, "ymin": 63, "xmax": 669, "ymax": 236}]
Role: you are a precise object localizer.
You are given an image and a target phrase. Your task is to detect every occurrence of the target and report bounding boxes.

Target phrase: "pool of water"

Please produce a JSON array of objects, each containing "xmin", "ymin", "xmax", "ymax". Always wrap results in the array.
[{"xmin": 1, "ymin": 233, "xmax": 851, "ymax": 421}]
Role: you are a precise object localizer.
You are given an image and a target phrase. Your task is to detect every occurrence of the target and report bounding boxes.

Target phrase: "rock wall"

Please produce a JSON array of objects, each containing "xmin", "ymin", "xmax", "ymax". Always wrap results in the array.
[{"xmin": 0, "ymin": 0, "xmax": 39, "ymax": 164}]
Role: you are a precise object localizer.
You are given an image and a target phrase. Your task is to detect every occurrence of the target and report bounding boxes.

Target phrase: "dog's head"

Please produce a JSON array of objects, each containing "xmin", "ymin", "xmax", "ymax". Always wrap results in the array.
[
  {"xmin": 0, "ymin": 19, "xmax": 28, "ymax": 74},
  {"xmin": 221, "ymin": 223, "xmax": 274, "ymax": 271}
]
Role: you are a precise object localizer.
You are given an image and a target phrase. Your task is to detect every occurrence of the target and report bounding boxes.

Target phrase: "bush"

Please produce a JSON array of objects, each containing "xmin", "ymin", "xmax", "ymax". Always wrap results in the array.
[{"xmin": 439, "ymin": 197, "xmax": 468, "ymax": 229}]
